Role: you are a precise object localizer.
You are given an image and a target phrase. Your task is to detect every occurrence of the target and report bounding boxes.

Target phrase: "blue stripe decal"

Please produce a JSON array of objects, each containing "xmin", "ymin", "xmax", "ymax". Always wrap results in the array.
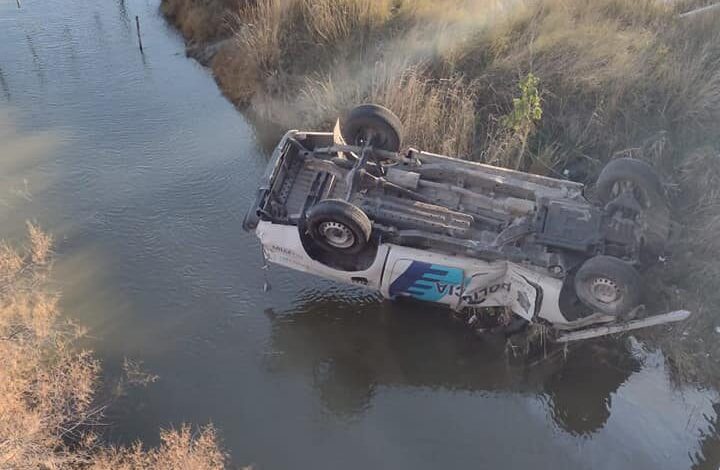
[{"xmin": 389, "ymin": 261, "xmax": 465, "ymax": 302}]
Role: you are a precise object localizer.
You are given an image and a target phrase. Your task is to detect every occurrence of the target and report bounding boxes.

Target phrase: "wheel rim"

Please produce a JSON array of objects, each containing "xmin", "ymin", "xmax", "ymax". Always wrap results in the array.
[
  {"xmin": 611, "ymin": 180, "xmax": 649, "ymax": 209},
  {"xmin": 354, "ymin": 127, "xmax": 380, "ymax": 148},
  {"xmin": 590, "ymin": 277, "xmax": 622, "ymax": 304},
  {"xmin": 318, "ymin": 221, "xmax": 355, "ymax": 249}
]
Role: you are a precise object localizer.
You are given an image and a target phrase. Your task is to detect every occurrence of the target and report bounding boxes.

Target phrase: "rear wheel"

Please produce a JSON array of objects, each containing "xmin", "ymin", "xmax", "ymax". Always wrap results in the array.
[
  {"xmin": 574, "ymin": 255, "xmax": 642, "ymax": 317},
  {"xmin": 340, "ymin": 104, "xmax": 403, "ymax": 153},
  {"xmin": 595, "ymin": 158, "xmax": 670, "ymax": 263},
  {"xmin": 301, "ymin": 199, "xmax": 372, "ymax": 255}
]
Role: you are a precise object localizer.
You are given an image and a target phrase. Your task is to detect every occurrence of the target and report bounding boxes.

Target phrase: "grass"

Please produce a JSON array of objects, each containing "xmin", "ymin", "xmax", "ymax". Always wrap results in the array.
[
  {"xmin": 162, "ymin": 0, "xmax": 720, "ymax": 384},
  {"xmin": 0, "ymin": 225, "xmax": 227, "ymax": 469}
]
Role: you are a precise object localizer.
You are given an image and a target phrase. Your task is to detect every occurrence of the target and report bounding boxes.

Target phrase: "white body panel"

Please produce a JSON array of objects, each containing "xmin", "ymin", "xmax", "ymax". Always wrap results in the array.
[
  {"xmin": 257, "ymin": 221, "xmax": 389, "ymax": 290},
  {"xmin": 256, "ymin": 221, "xmax": 568, "ymax": 324}
]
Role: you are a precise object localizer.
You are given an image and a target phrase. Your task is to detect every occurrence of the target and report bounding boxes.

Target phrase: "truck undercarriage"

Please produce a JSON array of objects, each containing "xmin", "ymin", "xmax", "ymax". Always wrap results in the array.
[{"xmin": 243, "ymin": 104, "xmax": 688, "ymax": 341}]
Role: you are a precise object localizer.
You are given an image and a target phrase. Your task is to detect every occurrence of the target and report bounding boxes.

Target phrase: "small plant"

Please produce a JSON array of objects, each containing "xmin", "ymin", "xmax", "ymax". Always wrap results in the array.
[
  {"xmin": 502, "ymin": 73, "xmax": 542, "ymax": 133},
  {"xmin": 500, "ymin": 73, "xmax": 543, "ymax": 169}
]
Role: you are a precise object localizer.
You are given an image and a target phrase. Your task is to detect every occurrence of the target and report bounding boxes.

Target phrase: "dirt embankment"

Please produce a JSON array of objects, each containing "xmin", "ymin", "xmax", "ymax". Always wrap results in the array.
[
  {"xmin": 162, "ymin": 0, "xmax": 720, "ymax": 384},
  {"xmin": 0, "ymin": 226, "xmax": 227, "ymax": 469}
]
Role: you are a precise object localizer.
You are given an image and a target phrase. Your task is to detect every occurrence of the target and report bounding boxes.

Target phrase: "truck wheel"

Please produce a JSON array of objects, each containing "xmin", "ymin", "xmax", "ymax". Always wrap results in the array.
[
  {"xmin": 595, "ymin": 158, "xmax": 670, "ymax": 262},
  {"xmin": 302, "ymin": 199, "xmax": 372, "ymax": 255},
  {"xmin": 574, "ymin": 255, "xmax": 642, "ymax": 316},
  {"xmin": 340, "ymin": 104, "xmax": 403, "ymax": 153}
]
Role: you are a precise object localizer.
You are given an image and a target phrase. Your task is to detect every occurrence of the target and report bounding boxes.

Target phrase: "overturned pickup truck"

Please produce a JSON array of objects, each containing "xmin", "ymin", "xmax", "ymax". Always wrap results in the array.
[{"xmin": 243, "ymin": 104, "xmax": 689, "ymax": 342}]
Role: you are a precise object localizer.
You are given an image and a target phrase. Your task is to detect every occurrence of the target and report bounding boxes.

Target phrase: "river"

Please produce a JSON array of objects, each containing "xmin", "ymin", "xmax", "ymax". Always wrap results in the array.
[{"xmin": 1, "ymin": 0, "xmax": 719, "ymax": 468}]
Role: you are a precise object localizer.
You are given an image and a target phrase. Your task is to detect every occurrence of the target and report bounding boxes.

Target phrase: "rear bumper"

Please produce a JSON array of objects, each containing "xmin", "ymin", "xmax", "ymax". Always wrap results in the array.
[{"xmin": 242, "ymin": 131, "xmax": 296, "ymax": 232}]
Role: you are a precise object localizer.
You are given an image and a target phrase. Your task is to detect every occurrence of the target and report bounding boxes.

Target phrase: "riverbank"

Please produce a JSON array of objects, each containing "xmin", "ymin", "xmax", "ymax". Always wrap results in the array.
[
  {"xmin": 0, "ymin": 226, "xmax": 226, "ymax": 468},
  {"xmin": 162, "ymin": 0, "xmax": 720, "ymax": 384}
]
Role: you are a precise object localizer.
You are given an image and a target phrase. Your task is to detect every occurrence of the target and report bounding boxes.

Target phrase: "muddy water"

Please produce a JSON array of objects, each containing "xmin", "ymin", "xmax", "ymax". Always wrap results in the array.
[{"xmin": 1, "ymin": 1, "xmax": 719, "ymax": 468}]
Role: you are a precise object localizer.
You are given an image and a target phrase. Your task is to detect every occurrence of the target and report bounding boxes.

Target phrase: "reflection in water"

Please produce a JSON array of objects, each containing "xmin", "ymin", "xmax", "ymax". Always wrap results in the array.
[
  {"xmin": 267, "ymin": 291, "xmax": 640, "ymax": 435},
  {"xmin": 93, "ymin": 11, "xmax": 107, "ymax": 45},
  {"xmin": 117, "ymin": 0, "xmax": 131, "ymax": 33},
  {"xmin": 543, "ymin": 343, "xmax": 640, "ymax": 435},
  {"xmin": 693, "ymin": 404, "xmax": 720, "ymax": 470},
  {"xmin": 62, "ymin": 26, "xmax": 80, "ymax": 79},
  {"xmin": 0, "ymin": 66, "xmax": 9, "ymax": 100},
  {"xmin": 0, "ymin": 110, "xmax": 62, "ymax": 232},
  {"xmin": 25, "ymin": 34, "xmax": 45, "ymax": 87}
]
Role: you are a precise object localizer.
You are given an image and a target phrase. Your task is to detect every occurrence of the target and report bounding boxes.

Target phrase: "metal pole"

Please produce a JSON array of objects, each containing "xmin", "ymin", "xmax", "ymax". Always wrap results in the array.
[
  {"xmin": 555, "ymin": 310, "xmax": 691, "ymax": 343},
  {"xmin": 678, "ymin": 3, "xmax": 720, "ymax": 18},
  {"xmin": 135, "ymin": 15, "xmax": 144, "ymax": 53}
]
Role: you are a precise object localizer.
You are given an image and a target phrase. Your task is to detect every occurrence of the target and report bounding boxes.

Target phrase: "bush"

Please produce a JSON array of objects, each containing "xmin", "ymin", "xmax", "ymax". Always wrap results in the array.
[{"xmin": 0, "ymin": 225, "xmax": 227, "ymax": 469}]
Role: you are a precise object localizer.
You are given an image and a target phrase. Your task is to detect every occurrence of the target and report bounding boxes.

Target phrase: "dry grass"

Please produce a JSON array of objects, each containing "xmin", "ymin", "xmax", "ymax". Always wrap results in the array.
[
  {"xmin": 161, "ymin": 0, "xmax": 237, "ymax": 43},
  {"xmin": 210, "ymin": 0, "xmax": 398, "ymax": 105},
  {"xmin": 0, "ymin": 225, "xmax": 227, "ymax": 469},
  {"xmin": 89, "ymin": 425, "xmax": 225, "ymax": 470},
  {"xmin": 211, "ymin": 0, "xmax": 286, "ymax": 105},
  {"xmin": 165, "ymin": 0, "xmax": 720, "ymax": 383},
  {"xmin": 296, "ymin": 64, "xmax": 478, "ymax": 156},
  {"xmin": 207, "ymin": 0, "xmax": 490, "ymax": 155},
  {"xmin": 1, "ymin": 224, "xmax": 99, "ymax": 468},
  {"xmin": 300, "ymin": 0, "xmax": 393, "ymax": 45}
]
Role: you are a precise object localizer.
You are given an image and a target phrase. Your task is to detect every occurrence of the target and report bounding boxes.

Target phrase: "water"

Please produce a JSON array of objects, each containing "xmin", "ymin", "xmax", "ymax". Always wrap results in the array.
[{"xmin": 1, "ymin": 1, "xmax": 719, "ymax": 468}]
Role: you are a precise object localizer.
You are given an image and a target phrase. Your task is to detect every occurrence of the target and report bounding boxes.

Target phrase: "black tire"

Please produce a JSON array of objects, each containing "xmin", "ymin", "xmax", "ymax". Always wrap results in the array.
[
  {"xmin": 302, "ymin": 199, "xmax": 372, "ymax": 255},
  {"xmin": 596, "ymin": 158, "xmax": 665, "ymax": 204},
  {"xmin": 340, "ymin": 104, "xmax": 403, "ymax": 153},
  {"xmin": 595, "ymin": 158, "xmax": 670, "ymax": 262},
  {"xmin": 574, "ymin": 255, "xmax": 642, "ymax": 316}
]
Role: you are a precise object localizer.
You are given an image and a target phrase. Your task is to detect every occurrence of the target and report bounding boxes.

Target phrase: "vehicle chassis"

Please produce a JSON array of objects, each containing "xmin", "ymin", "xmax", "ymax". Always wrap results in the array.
[{"xmin": 243, "ymin": 107, "xmax": 688, "ymax": 340}]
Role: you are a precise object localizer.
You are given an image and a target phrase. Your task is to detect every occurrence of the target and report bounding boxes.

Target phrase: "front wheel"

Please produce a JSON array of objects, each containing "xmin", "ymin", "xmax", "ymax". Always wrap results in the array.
[
  {"xmin": 595, "ymin": 158, "xmax": 670, "ymax": 262},
  {"xmin": 301, "ymin": 199, "xmax": 372, "ymax": 255},
  {"xmin": 340, "ymin": 104, "xmax": 403, "ymax": 153},
  {"xmin": 573, "ymin": 255, "xmax": 642, "ymax": 317}
]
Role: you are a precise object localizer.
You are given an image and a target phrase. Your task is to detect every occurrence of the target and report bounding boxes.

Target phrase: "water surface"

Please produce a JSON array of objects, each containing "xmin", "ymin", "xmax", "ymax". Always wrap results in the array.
[{"xmin": 1, "ymin": 1, "xmax": 719, "ymax": 468}]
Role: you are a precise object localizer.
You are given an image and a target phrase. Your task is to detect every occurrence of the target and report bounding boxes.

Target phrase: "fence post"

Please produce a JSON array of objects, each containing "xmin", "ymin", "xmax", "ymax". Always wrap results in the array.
[{"xmin": 135, "ymin": 15, "xmax": 144, "ymax": 53}]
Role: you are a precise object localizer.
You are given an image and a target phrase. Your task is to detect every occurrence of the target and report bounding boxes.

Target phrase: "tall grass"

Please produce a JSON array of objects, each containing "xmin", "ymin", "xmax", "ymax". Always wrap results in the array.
[
  {"xmin": 298, "ymin": 65, "xmax": 478, "ymax": 156},
  {"xmin": 161, "ymin": 0, "xmax": 238, "ymax": 42},
  {"xmin": 0, "ymin": 226, "xmax": 227, "ymax": 468}
]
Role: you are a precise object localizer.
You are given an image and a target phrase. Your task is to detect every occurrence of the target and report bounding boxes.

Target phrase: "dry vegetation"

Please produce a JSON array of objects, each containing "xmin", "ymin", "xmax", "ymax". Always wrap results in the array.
[
  {"xmin": 162, "ymin": 0, "xmax": 720, "ymax": 383},
  {"xmin": 0, "ymin": 225, "xmax": 226, "ymax": 469}
]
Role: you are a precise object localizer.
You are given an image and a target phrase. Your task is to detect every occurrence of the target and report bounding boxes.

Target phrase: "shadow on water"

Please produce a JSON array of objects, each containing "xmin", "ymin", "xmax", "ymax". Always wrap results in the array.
[{"xmin": 266, "ymin": 292, "xmax": 640, "ymax": 436}]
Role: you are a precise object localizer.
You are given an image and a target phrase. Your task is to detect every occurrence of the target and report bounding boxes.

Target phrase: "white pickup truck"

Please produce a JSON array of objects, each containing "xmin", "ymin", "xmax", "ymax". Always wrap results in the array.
[{"xmin": 243, "ymin": 104, "xmax": 689, "ymax": 341}]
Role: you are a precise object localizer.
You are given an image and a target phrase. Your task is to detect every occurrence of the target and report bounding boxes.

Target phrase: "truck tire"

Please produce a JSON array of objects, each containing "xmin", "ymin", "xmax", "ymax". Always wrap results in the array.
[
  {"xmin": 574, "ymin": 255, "xmax": 642, "ymax": 317},
  {"xmin": 595, "ymin": 158, "xmax": 670, "ymax": 263},
  {"xmin": 340, "ymin": 104, "xmax": 403, "ymax": 153},
  {"xmin": 302, "ymin": 199, "xmax": 372, "ymax": 255}
]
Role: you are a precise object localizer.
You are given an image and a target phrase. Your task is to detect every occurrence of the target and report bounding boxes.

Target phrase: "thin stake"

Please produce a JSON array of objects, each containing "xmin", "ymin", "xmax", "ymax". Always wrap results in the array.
[
  {"xmin": 135, "ymin": 15, "xmax": 144, "ymax": 53},
  {"xmin": 16, "ymin": 0, "xmax": 21, "ymax": 9}
]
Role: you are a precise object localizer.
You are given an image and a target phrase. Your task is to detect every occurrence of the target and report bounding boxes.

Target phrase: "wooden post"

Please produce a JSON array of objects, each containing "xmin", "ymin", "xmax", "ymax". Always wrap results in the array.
[
  {"xmin": 135, "ymin": 15, "xmax": 144, "ymax": 53},
  {"xmin": 16, "ymin": 0, "xmax": 21, "ymax": 9}
]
